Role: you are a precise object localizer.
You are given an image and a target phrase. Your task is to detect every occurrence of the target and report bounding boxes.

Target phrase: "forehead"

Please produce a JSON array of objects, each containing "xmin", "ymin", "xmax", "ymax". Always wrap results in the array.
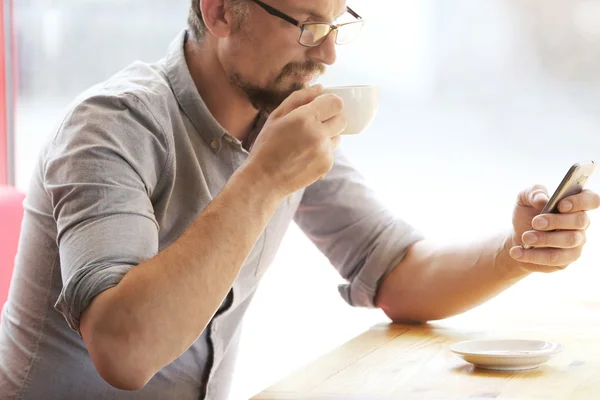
[{"xmin": 279, "ymin": 0, "xmax": 348, "ymax": 21}]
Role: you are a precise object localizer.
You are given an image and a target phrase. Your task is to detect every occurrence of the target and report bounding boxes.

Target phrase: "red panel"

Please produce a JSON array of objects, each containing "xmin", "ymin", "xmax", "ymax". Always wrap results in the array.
[
  {"xmin": 0, "ymin": 185, "xmax": 24, "ymax": 307},
  {"xmin": 10, "ymin": 0, "xmax": 17, "ymax": 110},
  {"xmin": 0, "ymin": 3, "xmax": 7, "ymax": 185}
]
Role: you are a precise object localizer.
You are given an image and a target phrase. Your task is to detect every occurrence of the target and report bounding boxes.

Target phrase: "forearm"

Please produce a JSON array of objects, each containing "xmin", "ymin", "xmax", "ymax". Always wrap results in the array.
[
  {"xmin": 375, "ymin": 233, "xmax": 530, "ymax": 323},
  {"xmin": 81, "ymin": 163, "xmax": 283, "ymax": 389}
]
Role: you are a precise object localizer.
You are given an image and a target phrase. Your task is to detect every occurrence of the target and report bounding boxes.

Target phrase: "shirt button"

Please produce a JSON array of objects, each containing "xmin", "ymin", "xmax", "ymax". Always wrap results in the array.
[{"xmin": 210, "ymin": 139, "xmax": 218, "ymax": 149}]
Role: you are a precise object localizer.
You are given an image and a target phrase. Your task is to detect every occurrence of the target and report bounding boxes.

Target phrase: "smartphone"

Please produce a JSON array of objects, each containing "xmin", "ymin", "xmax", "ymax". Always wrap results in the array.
[{"xmin": 522, "ymin": 160, "xmax": 596, "ymax": 249}]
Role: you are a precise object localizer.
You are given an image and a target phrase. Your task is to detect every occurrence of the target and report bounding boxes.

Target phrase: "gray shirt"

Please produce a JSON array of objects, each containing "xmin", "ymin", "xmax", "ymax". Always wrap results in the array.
[{"xmin": 0, "ymin": 31, "xmax": 422, "ymax": 400}]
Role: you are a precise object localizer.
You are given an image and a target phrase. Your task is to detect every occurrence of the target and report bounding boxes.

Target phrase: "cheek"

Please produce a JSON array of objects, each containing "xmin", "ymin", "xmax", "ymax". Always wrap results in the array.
[
  {"xmin": 219, "ymin": 34, "xmax": 261, "ymax": 77},
  {"xmin": 241, "ymin": 49, "xmax": 296, "ymax": 83},
  {"xmin": 222, "ymin": 26, "xmax": 308, "ymax": 84}
]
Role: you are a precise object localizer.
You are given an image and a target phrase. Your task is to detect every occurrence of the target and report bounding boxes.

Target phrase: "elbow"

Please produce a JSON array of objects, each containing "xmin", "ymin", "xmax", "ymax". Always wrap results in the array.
[
  {"xmin": 85, "ymin": 331, "xmax": 156, "ymax": 391},
  {"xmin": 375, "ymin": 283, "xmax": 451, "ymax": 324},
  {"xmin": 375, "ymin": 294, "xmax": 439, "ymax": 325},
  {"xmin": 376, "ymin": 286, "xmax": 465, "ymax": 323},
  {"xmin": 377, "ymin": 302, "xmax": 430, "ymax": 325},
  {"xmin": 384, "ymin": 309, "xmax": 435, "ymax": 325},
  {"xmin": 80, "ymin": 296, "xmax": 156, "ymax": 391},
  {"xmin": 101, "ymin": 369, "xmax": 152, "ymax": 391},
  {"xmin": 92, "ymin": 350, "xmax": 154, "ymax": 391},
  {"xmin": 383, "ymin": 308, "xmax": 453, "ymax": 325}
]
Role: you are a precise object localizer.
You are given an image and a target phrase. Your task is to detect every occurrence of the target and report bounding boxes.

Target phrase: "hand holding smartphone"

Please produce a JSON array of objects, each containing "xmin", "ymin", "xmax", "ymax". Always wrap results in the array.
[{"xmin": 522, "ymin": 160, "xmax": 596, "ymax": 249}]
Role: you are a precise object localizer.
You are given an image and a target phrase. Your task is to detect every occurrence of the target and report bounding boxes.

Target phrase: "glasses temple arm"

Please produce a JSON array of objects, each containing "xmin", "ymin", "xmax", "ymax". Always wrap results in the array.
[{"xmin": 346, "ymin": 7, "xmax": 362, "ymax": 20}]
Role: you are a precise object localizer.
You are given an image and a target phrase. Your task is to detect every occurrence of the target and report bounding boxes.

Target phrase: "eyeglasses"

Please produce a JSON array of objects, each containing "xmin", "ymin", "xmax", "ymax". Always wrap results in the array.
[{"xmin": 249, "ymin": 0, "xmax": 365, "ymax": 48}]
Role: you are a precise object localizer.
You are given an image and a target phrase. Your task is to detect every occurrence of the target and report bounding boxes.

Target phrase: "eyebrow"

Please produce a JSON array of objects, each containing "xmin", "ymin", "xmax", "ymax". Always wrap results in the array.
[{"xmin": 297, "ymin": 6, "xmax": 349, "ymax": 22}]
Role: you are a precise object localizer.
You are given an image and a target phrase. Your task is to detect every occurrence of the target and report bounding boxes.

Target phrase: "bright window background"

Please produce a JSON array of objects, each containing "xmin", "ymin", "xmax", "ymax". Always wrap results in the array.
[{"xmin": 13, "ymin": 1, "xmax": 600, "ymax": 399}]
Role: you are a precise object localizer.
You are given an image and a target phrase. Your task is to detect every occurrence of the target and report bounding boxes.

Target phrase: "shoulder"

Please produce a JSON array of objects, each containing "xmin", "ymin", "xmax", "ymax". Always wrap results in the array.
[{"xmin": 65, "ymin": 60, "xmax": 175, "ymax": 131}]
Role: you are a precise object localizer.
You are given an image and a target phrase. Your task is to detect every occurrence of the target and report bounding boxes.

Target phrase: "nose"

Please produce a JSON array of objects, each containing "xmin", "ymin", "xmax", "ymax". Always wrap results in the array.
[{"xmin": 308, "ymin": 30, "xmax": 337, "ymax": 66}]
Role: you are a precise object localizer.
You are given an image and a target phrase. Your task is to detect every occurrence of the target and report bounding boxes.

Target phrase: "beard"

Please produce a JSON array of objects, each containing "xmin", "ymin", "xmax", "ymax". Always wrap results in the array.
[{"xmin": 229, "ymin": 59, "xmax": 326, "ymax": 113}]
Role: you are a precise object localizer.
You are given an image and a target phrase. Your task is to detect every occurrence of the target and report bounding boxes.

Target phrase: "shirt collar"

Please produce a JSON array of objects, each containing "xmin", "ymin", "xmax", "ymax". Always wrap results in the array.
[{"xmin": 165, "ymin": 30, "xmax": 228, "ymax": 152}]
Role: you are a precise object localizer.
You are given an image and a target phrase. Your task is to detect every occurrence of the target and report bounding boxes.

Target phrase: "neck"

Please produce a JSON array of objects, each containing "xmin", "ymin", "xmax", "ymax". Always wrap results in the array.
[{"xmin": 185, "ymin": 38, "xmax": 259, "ymax": 142}]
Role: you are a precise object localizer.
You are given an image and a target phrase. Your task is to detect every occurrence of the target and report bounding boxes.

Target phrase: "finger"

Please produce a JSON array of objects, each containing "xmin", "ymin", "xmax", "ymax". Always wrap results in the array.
[
  {"xmin": 521, "ymin": 229, "xmax": 586, "ymax": 249},
  {"xmin": 516, "ymin": 185, "xmax": 549, "ymax": 209},
  {"xmin": 322, "ymin": 113, "xmax": 347, "ymax": 138},
  {"xmin": 518, "ymin": 263, "xmax": 567, "ymax": 274},
  {"xmin": 330, "ymin": 135, "xmax": 341, "ymax": 151},
  {"xmin": 303, "ymin": 93, "xmax": 344, "ymax": 122},
  {"xmin": 509, "ymin": 246, "xmax": 579, "ymax": 268},
  {"xmin": 532, "ymin": 211, "xmax": 590, "ymax": 231},
  {"xmin": 271, "ymin": 85, "xmax": 324, "ymax": 119},
  {"xmin": 557, "ymin": 189, "xmax": 600, "ymax": 213}
]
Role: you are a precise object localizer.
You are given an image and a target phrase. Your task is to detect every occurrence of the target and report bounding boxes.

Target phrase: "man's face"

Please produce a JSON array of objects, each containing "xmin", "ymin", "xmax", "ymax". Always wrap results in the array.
[{"xmin": 222, "ymin": 0, "xmax": 347, "ymax": 112}]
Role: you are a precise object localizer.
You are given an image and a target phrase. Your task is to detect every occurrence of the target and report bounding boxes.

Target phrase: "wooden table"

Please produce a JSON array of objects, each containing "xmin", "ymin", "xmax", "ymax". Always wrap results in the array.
[{"xmin": 252, "ymin": 315, "xmax": 600, "ymax": 399}]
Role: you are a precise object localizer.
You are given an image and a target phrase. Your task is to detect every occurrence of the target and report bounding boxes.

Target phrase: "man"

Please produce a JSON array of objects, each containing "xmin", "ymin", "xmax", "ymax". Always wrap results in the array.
[{"xmin": 1, "ymin": 1, "xmax": 598, "ymax": 399}]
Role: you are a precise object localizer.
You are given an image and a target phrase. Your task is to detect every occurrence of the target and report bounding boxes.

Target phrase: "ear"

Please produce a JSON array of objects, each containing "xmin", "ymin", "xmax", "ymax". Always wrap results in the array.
[{"xmin": 200, "ymin": 0, "xmax": 240, "ymax": 39}]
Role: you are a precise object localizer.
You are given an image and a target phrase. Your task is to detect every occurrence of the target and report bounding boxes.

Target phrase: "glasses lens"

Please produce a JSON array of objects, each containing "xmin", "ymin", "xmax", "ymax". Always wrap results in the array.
[
  {"xmin": 300, "ymin": 24, "xmax": 332, "ymax": 46},
  {"xmin": 335, "ymin": 21, "xmax": 364, "ymax": 45}
]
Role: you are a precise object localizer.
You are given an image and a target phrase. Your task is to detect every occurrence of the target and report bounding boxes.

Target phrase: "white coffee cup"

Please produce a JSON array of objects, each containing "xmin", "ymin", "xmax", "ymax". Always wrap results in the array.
[{"xmin": 323, "ymin": 85, "xmax": 379, "ymax": 135}]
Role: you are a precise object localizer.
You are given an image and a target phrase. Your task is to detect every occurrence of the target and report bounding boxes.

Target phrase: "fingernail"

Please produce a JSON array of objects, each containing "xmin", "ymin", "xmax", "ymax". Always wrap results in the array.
[
  {"xmin": 534, "ymin": 193, "xmax": 548, "ymax": 204},
  {"xmin": 533, "ymin": 217, "xmax": 548, "ymax": 229},
  {"xmin": 511, "ymin": 247, "xmax": 524, "ymax": 260},
  {"xmin": 560, "ymin": 201, "xmax": 573, "ymax": 212},
  {"xmin": 523, "ymin": 232, "xmax": 538, "ymax": 245}
]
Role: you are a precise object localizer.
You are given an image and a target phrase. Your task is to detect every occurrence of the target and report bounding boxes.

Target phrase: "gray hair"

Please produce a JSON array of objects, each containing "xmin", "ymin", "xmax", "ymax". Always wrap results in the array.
[{"xmin": 188, "ymin": 0, "xmax": 251, "ymax": 41}]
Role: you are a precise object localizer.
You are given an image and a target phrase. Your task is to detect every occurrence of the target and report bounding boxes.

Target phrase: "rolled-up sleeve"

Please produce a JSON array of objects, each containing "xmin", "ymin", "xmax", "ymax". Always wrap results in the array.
[
  {"xmin": 294, "ymin": 150, "xmax": 424, "ymax": 308},
  {"xmin": 45, "ymin": 93, "xmax": 170, "ymax": 332}
]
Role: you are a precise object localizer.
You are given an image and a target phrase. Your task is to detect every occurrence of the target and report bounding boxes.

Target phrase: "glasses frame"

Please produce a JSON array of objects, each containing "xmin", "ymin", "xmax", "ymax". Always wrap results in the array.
[{"xmin": 249, "ymin": 0, "xmax": 364, "ymax": 47}]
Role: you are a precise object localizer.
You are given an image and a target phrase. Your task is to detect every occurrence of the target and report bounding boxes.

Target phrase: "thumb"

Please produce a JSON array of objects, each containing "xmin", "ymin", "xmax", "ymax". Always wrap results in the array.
[
  {"xmin": 270, "ymin": 85, "xmax": 324, "ymax": 119},
  {"xmin": 517, "ymin": 185, "xmax": 549, "ymax": 209}
]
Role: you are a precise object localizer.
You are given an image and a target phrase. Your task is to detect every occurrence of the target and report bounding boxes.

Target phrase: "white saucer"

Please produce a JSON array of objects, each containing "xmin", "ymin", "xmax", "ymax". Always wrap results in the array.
[{"xmin": 450, "ymin": 339, "xmax": 564, "ymax": 371}]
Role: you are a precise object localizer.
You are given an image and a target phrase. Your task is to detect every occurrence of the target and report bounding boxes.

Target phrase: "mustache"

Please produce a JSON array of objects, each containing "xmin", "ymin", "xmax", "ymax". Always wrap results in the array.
[{"xmin": 277, "ymin": 60, "xmax": 326, "ymax": 83}]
